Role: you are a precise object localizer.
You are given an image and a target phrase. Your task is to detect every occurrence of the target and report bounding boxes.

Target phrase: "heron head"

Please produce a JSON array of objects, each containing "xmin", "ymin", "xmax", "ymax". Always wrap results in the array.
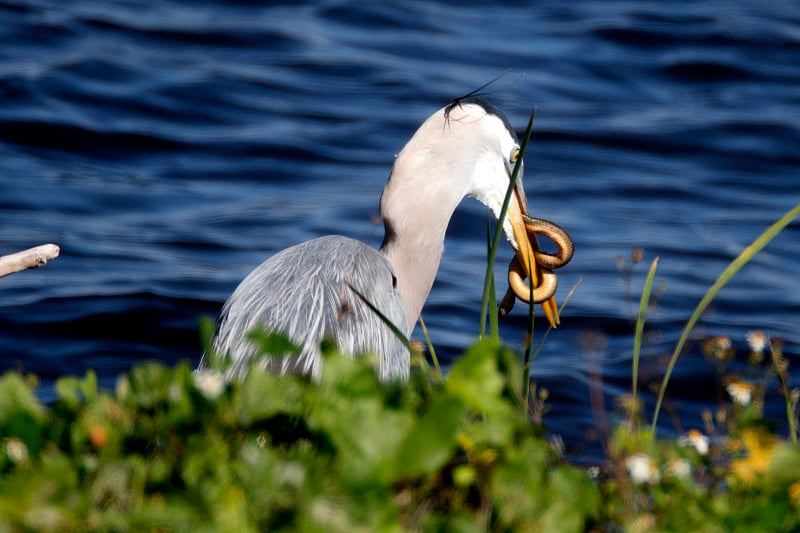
[
  {"xmin": 384, "ymin": 97, "xmax": 559, "ymax": 327},
  {"xmin": 436, "ymin": 97, "xmax": 556, "ymax": 326}
]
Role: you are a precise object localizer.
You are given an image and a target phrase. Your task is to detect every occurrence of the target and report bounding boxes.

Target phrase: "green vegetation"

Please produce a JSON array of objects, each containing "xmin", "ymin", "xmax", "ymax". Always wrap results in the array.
[
  {"xmin": 1, "ymin": 203, "xmax": 798, "ymax": 531},
  {"xmin": 1, "ymin": 331, "xmax": 799, "ymax": 531},
  {"xmin": 1, "ymin": 340, "xmax": 600, "ymax": 532}
]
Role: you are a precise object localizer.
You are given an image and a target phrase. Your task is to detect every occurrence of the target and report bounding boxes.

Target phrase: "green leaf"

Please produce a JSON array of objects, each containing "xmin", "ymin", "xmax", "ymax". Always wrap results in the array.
[
  {"xmin": 767, "ymin": 443, "xmax": 800, "ymax": 485},
  {"xmin": 306, "ymin": 354, "xmax": 412, "ymax": 486},
  {"xmin": 446, "ymin": 338, "xmax": 505, "ymax": 412},
  {"xmin": 0, "ymin": 372, "xmax": 47, "ymax": 455},
  {"xmin": 55, "ymin": 375, "xmax": 84, "ymax": 410},
  {"xmin": 238, "ymin": 369, "xmax": 305, "ymax": 422},
  {"xmin": 392, "ymin": 394, "xmax": 464, "ymax": 478},
  {"xmin": 246, "ymin": 329, "xmax": 301, "ymax": 357},
  {"xmin": 540, "ymin": 467, "xmax": 600, "ymax": 533}
]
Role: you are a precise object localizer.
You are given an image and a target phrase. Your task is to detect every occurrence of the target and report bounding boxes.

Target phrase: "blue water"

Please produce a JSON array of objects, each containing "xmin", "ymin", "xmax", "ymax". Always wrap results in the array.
[{"xmin": 1, "ymin": 1, "xmax": 799, "ymax": 456}]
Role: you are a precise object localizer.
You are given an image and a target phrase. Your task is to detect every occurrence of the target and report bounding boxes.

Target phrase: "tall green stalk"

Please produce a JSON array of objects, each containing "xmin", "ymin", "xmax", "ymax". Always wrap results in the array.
[
  {"xmin": 632, "ymin": 258, "xmax": 659, "ymax": 412},
  {"xmin": 650, "ymin": 203, "xmax": 800, "ymax": 436},
  {"xmin": 523, "ymin": 281, "xmax": 580, "ymax": 407},
  {"xmin": 774, "ymin": 359, "xmax": 797, "ymax": 445},
  {"xmin": 348, "ymin": 284, "xmax": 412, "ymax": 352},
  {"xmin": 486, "ymin": 219, "xmax": 500, "ymax": 338},
  {"xmin": 478, "ymin": 107, "xmax": 536, "ymax": 338},
  {"xmin": 418, "ymin": 315, "xmax": 442, "ymax": 377},
  {"xmin": 522, "ymin": 271, "xmax": 536, "ymax": 407}
]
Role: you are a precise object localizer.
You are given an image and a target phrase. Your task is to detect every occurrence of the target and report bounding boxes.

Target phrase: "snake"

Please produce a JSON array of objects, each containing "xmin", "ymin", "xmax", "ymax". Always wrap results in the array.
[{"xmin": 498, "ymin": 215, "xmax": 574, "ymax": 317}]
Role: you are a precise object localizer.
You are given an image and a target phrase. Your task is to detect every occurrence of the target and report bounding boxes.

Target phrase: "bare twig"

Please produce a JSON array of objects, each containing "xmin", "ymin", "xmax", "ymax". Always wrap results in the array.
[{"xmin": 0, "ymin": 244, "xmax": 60, "ymax": 278}]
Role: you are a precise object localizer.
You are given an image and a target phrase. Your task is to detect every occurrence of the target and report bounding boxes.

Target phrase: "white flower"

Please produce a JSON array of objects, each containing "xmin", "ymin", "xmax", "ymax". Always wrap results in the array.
[
  {"xmin": 169, "ymin": 381, "xmax": 183, "ymax": 403},
  {"xmin": 115, "ymin": 376, "xmax": 130, "ymax": 399},
  {"xmin": 727, "ymin": 382, "xmax": 753, "ymax": 406},
  {"xmin": 5, "ymin": 438, "xmax": 28, "ymax": 464},
  {"xmin": 746, "ymin": 331, "xmax": 768, "ymax": 353},
  {"xmin": 667, "ymin": 458, "xmax": 692, "ymax": 480},
  {"xmin": 625, "ymin": 453, "xmax": 660, "ymax": 485},
  {"xmin": 193, "ymin": 369, "xmax": 226, "ymax": 400},
  {"xmin": 678, "ymin": 429, "xmax": 709, "ymax": 456}
]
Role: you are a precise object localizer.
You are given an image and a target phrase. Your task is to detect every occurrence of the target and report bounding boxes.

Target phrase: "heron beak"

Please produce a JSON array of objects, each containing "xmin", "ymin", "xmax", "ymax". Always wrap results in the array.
[{"xmin": 507, "ymin": 183, "xmax": 560, "ymax": 328}]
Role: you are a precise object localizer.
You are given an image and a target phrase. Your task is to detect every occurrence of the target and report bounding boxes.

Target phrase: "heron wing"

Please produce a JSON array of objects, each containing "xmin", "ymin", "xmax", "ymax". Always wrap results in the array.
[{"xmin": 213, "ymin": 235, "xmax": 410, "ymax": 381}]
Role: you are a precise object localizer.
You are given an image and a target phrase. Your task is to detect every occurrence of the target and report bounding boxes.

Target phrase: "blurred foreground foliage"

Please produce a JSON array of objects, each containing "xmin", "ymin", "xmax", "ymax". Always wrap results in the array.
[
  {"xmin": 0, "ymin": 340, "xmax": 598, "ymax": 532},
  {"xmin": 1, "ymin": 337, "xmax": 800, "ymax": 532}
]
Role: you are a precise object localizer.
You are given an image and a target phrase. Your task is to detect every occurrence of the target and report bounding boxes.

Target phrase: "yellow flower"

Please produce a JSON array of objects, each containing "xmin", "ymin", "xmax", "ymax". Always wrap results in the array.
[
  {"xmin": 477, "ymin": 448, "xmax": 498, "ymax": 465},
  {"xmin": 730, "ymin": 427, "xmax": 776, "ymax": 484},
  {"xmin": 789, "ymin": 481, "xmax": 800, "ymax": 508},
  {"xmin": 456, "ymin": 431, "xmax": 474, "ymax": 453}
]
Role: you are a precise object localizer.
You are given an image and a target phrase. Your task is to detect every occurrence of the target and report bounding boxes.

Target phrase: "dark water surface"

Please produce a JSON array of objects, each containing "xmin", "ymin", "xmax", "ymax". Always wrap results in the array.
[{"xmin": 1, "ymin": 1, "xmax": 798, "ymax": 455}]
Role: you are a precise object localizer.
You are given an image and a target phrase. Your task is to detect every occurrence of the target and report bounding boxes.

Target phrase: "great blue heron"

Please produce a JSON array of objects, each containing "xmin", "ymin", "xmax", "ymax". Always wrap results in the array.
[{"xmin": 208, "ymin": 97, "xmax": 572, "ymax": 381}]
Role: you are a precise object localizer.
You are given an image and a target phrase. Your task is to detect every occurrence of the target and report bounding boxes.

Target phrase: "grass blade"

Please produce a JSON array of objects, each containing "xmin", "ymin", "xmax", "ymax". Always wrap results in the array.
[
  {"xmin": 530, "ymin": 279, "xmax": 581, "ymax": 359},
  {"xmin": 348, "ymin": 283, "xmax": 412, "ymax": 351},
  {"xmin": 524, "ymin": 279, "xmax": 581, "ymax": 406},
  {"xmin": 650, "ymin": 203, "xmax": 800, "ymax": 436},
  {"xmin": 522, "ymin": 275, "xmax": 536, "ymax": 405},
  {"xmin": 632, "ymin": 257, "xmax": 659, "ymax": 409},
  {"xmin": 774, "ymin": 356, "xmax": 797, "ymax": 445},
  {"xmin": 486, "ymin": 218, "xmax": 500, "ymax": 338},
  {"xmin": 478, "ymin": 107, "xmax": 536, "ymax": 338},
  {"xmin": 418, "ymin": 314, "xmax": 442, "ymax": 377}
]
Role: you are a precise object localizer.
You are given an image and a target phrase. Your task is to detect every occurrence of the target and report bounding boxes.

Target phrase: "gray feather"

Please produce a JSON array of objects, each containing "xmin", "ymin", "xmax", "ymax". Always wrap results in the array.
[{"xmin": 211, "ymin": 235, "xmax": 410, "ymax": 381}]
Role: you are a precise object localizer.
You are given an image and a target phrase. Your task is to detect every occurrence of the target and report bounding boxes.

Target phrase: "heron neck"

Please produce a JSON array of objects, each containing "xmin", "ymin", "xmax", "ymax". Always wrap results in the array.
[{"xmin": 378, "ymin": 171, "xmax": 466, "ymax": 333}]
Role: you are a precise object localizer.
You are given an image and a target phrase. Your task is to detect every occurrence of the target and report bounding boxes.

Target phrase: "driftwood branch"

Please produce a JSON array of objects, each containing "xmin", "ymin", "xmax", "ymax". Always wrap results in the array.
[{"xmin": 0, "ymin": 244, "xmax": 61, "ymax": 278}]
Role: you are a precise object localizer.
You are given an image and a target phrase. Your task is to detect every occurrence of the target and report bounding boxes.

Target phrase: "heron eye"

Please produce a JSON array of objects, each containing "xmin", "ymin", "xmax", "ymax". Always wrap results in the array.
[{"xmin": 505, "ymin": 146, "xmax": 522, "ymax": 178}]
